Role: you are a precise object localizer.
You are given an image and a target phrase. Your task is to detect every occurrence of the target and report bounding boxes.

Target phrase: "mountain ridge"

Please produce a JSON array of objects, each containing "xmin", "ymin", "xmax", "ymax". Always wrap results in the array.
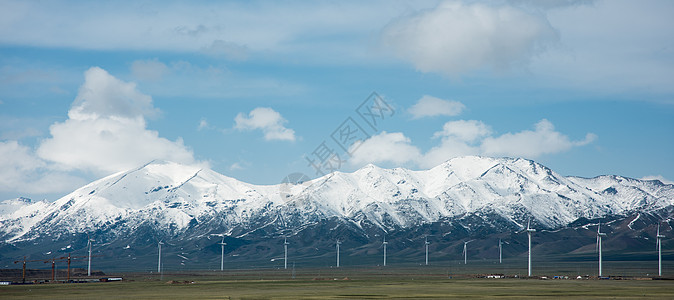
[
  {"xmin": 1, "ymin": 156, "xmax": 673, "ymax": 271},
  {"xmin": 1, "ymin": 156, "xmax": 671, "ymax": 243}
]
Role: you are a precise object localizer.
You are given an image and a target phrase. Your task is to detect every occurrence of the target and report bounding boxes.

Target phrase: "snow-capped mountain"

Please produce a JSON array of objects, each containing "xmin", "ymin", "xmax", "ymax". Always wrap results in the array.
[
  {"xmin": 1, "ymin": 156, "xmax": 672, "ymax": 271},
  {"xmin": 1, "ymin": 156, "xmax": 672, "ymax": 244}
]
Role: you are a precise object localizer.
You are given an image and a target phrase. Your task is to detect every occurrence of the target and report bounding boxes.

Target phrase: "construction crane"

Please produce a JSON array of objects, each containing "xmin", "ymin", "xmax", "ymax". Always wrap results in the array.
[
  {"xmin": 43, "ymin": 253, "xmax": 102, "ymax": 282},
  {"xmin": 13, "ymin": 256, "xmax": 48, "ymax": 283}
]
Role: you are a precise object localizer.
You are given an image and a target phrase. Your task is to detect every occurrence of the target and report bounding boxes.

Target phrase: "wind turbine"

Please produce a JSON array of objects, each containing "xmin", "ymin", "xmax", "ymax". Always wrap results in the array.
[
  {"xmin": 498, "ymin": 239, "xmax": 503, "ymax": 264},
  {"xmin": 596, "ymin": 222, "xmax": 607, "ymax": 277},
  {"xmin": 657, "ymin": 224, "xmax": 665, "ymax": 277},
  {"xmin": 462, "ymin": 241, "xmax": 472, "ymax": 265},
  {"xmin": 87, "ymin": 236, "xmax": 94, "ymax": 276},
  {"xmin": 219, "ymin": 236, "xmax": 227, "ymax": 271},
  {"xmin": 284, "ymin": 238, "xmax": 290, "ymax": 269},
  {"xmin": 336, "ymin": 239, "xmax": 342, "ymax": 268},
  {"xmin": 157, "ymin": 240, "xmax": 164, "ymax": 273},
  {"xmin": 526, "ymin": 220, "xmax": 536, "ymax": 277},
  {"xmin": 383, "ymin": 236, "xmax": 388, "ymax": 267},
  {"xmin": 425, "ymin": 237, "xmax": 430, "ymax": 266}
]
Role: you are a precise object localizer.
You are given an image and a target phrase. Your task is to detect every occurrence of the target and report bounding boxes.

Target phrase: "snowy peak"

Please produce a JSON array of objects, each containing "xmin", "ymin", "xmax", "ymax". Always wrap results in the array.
[
  {"xmin": 0, "ymin": 197, "xmax": 40, "ymax": 218},
  {"xmin": 58, "ymin": 160, "xmax": 205, "ymax": 210},
  {"xmin": 1, "ymin": 156, "xmax": 673, "ymax": 244}
]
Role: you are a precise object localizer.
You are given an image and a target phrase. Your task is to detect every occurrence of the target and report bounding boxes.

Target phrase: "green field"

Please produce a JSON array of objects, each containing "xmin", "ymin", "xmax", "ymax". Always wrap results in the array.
[{"xmin": 2, "ymin": 268, "xmax": 674, "ymax": 299}]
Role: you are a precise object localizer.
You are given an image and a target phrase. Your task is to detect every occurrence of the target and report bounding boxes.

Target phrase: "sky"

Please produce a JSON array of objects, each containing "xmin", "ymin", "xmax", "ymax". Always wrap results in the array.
[{"xmin": 0, "ymin": 0, "xmax": 673, "ymax": 201}]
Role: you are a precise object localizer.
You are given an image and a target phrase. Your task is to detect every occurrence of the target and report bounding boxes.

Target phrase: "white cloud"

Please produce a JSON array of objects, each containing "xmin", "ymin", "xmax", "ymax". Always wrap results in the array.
[
  {"xmin": 640, "ymin": 175, "xmax": 674, "ymax": 185},
  {"xmin": 0, "ymin": 141, "xmax": 85, "ymax": 195},
  {"xmin": 348, "ymin": 119, "xmax": 596, "ymax": 169},
  {"xmin": 381, "ymin": 1, "xmax": 558, "ymax": 76},
  {"xmin": 409, "ymin": 95, "xmax": 465, "ymax": 119},
  {"xmin": 348, "ymin": 132, "xmax": 421, "ymax": 167},
  {"xmin": 480, "ymin": 119, "xmax": 597, "ymax": 157},
  {"xmin": 131, "ymin": 59, "xmax": 170, "ymax": 81},
  {"xmin": 0, "ymin": 67, "xmax": 204, "ymax": 198},
  {"xmin": 234, "ymin": 107, "xmax": 296, "ymax": 141},
  {"xmin": 420, "ymin": 120, "xmax": 493, "ymax": 168},
  {"xmin": 71, "ymin": 67, "xmax": 158, "ymax": 119},
  {"xmin": 36, "ymin": 67, "xmax": 200, "ymax": 175},
  {"xmin": 432, "ymin": 120, "xmax": 492, "ymax": 142}
]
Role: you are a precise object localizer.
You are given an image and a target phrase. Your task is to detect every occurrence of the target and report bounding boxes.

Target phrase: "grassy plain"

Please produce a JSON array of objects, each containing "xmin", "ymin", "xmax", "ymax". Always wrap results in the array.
[{"xmin": 2, "ymin": 267, "xmax": 674, "ymax": 299}]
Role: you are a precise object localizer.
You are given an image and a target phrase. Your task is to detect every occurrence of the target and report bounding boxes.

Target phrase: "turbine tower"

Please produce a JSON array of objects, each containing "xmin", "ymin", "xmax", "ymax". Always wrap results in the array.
[
  {"xmin": 219, "ymin": 237, "xmax": 227, "ymax": 271},
  {"xmin": 463, "ymin": 241, "xmax": 470, "ymax": 265},
  {"xmin": 336, "ymin": 239, "xmax": 342, "ymax": 268},
  {"xmin": 527, "ymin": 220, "xmax": 536, "ymax": 277},
  {"xmin": 657, "ymin": 224, "xmax": 665, "ymax": 277},
  {"xmin": 499, "ymin": 239, "xmax": 502, "ymax": 264},
  {"xmin": 157, "ymin": 240, "xmax": 164, "ymax": 273},
  {"xmin": 87, "ymin": 236, "xmax": 94, "ymax": 276},
  {"xmin": 383, "ymin": 236, "xmax": 388, "ymax": 267},
  {"xmin": 596, "ymin": 222, "xmax": 607, "ymax": 277},
  {"xmin": 425, "ymin": 237, "xmax": 430, "ymax": 266},
  {"xmin": 284, "ymin": 238, "xmax": 290, "ymax": 270}
]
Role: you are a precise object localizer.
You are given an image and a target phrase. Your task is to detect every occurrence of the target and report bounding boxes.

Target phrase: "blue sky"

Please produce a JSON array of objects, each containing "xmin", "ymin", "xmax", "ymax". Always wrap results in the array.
[{"xmin": 1, "ymin": 0, "xmax": 673, "ymax": 201}]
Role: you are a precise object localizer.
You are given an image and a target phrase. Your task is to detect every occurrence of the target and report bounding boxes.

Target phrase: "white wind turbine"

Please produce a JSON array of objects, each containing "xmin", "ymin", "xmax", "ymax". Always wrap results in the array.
[
  {"xmin": 157, "ymin": 240, "xmax": 164, "ymax": 273},
  {"xmin": 462, "ymin": 240, "xmax": 472, "ymax": 265},
  {"xmin": 527, "ymin": 220, "xmax": 536, "ymax": 277},
  {"xmin": 87, "ymin": 235, "xmax": 94, "ymax": 276},
  {"xmin": 425, "ymin": 237, "xmax": 430, "ymax": 266},
  {"xmin": 284, "ymin": 238, "xmax": 290, "ymax": 269},
  {"xmin": 498, "ymin": 239, "xmax": 503, "ymax": 264},
  {"xmin": 596, "ymin": 222, "xmax": 607, "ymax": 277},
  {"xmin": 336, "ymin": 239, "xmax": 342, "ymax": 268},
  {"xmin": 219, "ymin": 236, "xmax": 227, "ymax": 271},
  {"xmin": 383, "ymin": 236, "xmax": 388, "ymax": 267},
  {"xmin": 657, "ymin": 224, "xmax": 665, "ymax": 277}
]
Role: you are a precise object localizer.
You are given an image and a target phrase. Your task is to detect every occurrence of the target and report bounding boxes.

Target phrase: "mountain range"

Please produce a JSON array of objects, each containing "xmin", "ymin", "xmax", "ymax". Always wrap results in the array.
[{"xmin": 1, "ymin": 156, "xmax": 672, "ymax": 272}]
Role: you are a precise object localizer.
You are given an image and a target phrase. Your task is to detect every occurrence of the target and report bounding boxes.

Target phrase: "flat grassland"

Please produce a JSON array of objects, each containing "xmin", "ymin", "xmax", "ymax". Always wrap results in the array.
[{"xmin": 2, "ymin": 269, "xmax": 674, "ymax": 299}]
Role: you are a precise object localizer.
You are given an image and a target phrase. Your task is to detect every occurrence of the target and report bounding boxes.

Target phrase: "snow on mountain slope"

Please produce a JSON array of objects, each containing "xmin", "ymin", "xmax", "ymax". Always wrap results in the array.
[
  {"xmin": 0, "ymin": 197, "xmax": 50, "ymax": 241},
  {"xmin": 1, "ymin": 156, "xmax": 673, "ymax": 243}
]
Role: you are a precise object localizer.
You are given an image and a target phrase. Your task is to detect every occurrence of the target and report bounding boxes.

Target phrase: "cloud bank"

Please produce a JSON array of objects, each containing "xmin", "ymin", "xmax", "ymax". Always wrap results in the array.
[
  {"xmin": 350, "ymin": 118, "xmax": 596, "ymax": 169},
  {"xmin": 381, "ymin": 1, "xmax": 558, "ymax": 76}
]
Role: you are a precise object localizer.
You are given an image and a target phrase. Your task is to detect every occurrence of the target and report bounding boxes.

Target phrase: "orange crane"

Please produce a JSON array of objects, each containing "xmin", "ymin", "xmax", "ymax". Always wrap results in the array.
[
  {"xmin": 43, "ymin": 253, "xmax": 103, "ymax": 282},
  {"xmin": 13, "ymin": 256, "xmax": 47, "ymax": 283}
]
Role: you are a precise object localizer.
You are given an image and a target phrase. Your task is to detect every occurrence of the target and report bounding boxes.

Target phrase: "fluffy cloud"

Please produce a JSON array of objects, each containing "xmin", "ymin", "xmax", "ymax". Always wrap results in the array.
[
  {"xmin": 408, "ymin": 95, "xmax": 465, "ymax": 119},
  {"xmin": 420, "ymin": 120, "xmax": 493, "ymax": 168},
  {"xmin": 381, "ymin": 1, "xmax": 558, "ymax": 76},
  {"xmin": 234, "ymin": 107, "xmax": 296, "ymax": 141},
  {"xmin": 349, "ymin": 119, "xmax": 596, "ymax": 169},
  {"xmin": 0, "ymin": 141, "xmax": 85, "ymax": 195},
  {"xmin": 481, "ymin": 119, "xmax": 597, "ymax": 157},
  {"xmin": 71, "ymin": 67, "xmax": 158, "ymax": 119},
  {"xmin": 0, "ymin": 67, "xmax": 202, "ymax": 198},
  {"xmin": 348, "ymin": 132, "xmax": 421, "ymax": 166},
  {"xmin": 36, "ymin": 67, "xmax": 199, "ymax": 175},
  {"xmin": 433, "ymin": 120, "xmax": 492, "ymax": 142}
]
